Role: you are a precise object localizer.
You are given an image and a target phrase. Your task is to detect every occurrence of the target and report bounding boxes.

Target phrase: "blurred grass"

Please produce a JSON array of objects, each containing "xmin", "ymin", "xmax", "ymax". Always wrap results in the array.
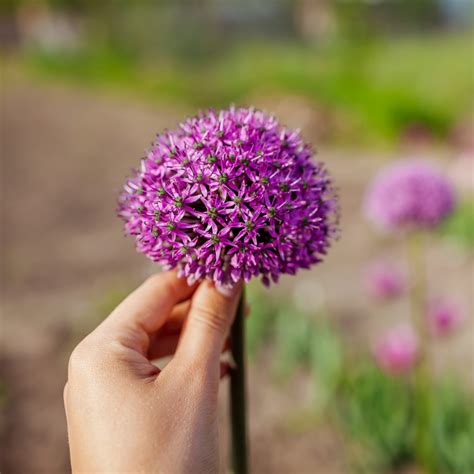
[
  {"xmin": 246, "ymin": 287, "xmax": 344, "ymax": 414},
  {"xmin": 338, "ymin": 366, "xmax": 474, "ymax": 474},
  {"xmin": 13, "ymin": 32, "xmax": 474, "ymax": 144},
  {"xmin": 246, "ymin": 285, "xmax": 279, "ymax": 358},
  {"xmin": 431, "ymin": 382, "xmax": 474, "ymax": 474},
  {"xmin": 441, "ymin": 200, "xmax": 474, "ymax": 249},
  {"xmin": 246, "ymin": 289, "xmax": 474, "ymax": 473},
  {"xmin": 337, "ymin": 364, "xmax": 415, "ymax": 471}
]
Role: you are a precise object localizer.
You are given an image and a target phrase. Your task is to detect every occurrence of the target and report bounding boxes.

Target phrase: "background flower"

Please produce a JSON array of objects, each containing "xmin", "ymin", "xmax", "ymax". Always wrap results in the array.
[
  {"xmin": 427, "ymin": 297, "xmax": 464, "ymax": 337},
  {"xmin": 119, "ymin": 107, "xmax": 338, "ymax": 286},
  {"xmin": 373, "ymin": 325, "xmax": 419, "ymax": 375},
  {"xmin": 364, "ymin": 160, "xmax": 455, "ymax": 231},
  {"xmin": 364, "ymin": 260, "xmax": 406, "ymax": 301}
]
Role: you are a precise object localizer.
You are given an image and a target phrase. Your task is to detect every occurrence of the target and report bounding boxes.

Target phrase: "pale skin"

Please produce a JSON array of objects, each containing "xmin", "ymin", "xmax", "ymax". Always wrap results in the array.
[{"xmin": 64, "ymin": 271, "xmax": 243, "ymax": 473}]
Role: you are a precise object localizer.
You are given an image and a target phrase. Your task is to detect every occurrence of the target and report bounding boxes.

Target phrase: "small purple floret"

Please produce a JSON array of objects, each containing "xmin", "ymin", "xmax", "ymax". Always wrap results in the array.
[
  {"xmin": 364, "ymin": 160, "xmax": 455, "ymax": 231},
  {"xmin": 118, "ymin": 107, "xmax": 338, "ymax": 286}
]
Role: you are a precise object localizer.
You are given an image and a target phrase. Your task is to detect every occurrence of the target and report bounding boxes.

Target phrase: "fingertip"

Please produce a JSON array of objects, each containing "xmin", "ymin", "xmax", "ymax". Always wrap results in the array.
[
  {"xmin": 174, "ymin": 279, "xmax": 243, "ymax": 367},
  {"xmin": 215, "ymin": 280, "xmax": 243, "ymax": 300}
]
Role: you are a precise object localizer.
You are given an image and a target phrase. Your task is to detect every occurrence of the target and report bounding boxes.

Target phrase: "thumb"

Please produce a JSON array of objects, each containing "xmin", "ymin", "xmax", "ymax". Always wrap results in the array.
[{"xmin": 176, "ymin": 279, "xmax": 243, "ymax": 369}]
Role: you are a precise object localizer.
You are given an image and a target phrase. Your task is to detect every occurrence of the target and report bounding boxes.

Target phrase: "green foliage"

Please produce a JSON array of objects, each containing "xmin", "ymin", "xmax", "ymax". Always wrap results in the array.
[
  {"xmin": 243, "ymin": 291, "xmax": 474, "ymax": 473},
  {"xmin": 337, "ymin": 364, "xmax": 415, "ymax": 471},
  {"xmin": 245, "ymin": 287, "xmax": 279, "ymax": 358},
  {"xmin": 335, "ymin": 0, "xmax": 445, "ymax": 38},
  {"xmin": 335, "ymin": 364, "xmax": 474, "ymax": 473},
  {"xmin": 441, "ymin": 200, "xmax": 474, "ymax": 249},
  {"xmin": 24, "ymin": 47, "xmax": 138, "ymax": 88},
  {"xmin": 267, "ymin": 304, "xmax": 344, "ymax": 394},
  {"xmin": 273, "ymin": 307, "xmax": 316, "ymax": 378},
  {"xmin": 19, "ymin": 32, "xmax": 474, "ymax": 144},
  {"xmin": 247, "ymin": 295, "xmax": 343, "ymax": 414},
  {"xmin": 246, "ymin": 290, "xmax": 344, "ymax": 413},
  {"xmin": 308, "ymin": 322, "xmax": 343, "ymax": 410},
  {"xmin": 431, "ymin": 383, "xmax": 474, "ymax": 474}
]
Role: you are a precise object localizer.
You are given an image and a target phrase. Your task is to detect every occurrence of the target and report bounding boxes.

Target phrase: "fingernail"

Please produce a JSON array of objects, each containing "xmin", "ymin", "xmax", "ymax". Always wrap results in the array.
[{"xmin": 216, "ymin": 280, "xmax": 242, "ymax": 298}]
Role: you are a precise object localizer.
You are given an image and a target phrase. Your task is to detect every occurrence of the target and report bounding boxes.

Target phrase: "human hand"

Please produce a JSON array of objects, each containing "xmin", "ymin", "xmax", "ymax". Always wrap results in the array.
[{"xmin": 64, "ymin": 271, "xmax": 242, "ymax": 473}]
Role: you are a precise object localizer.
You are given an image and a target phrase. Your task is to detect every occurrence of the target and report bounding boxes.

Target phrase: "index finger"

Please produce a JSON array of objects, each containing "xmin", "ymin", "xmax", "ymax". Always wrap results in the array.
[{"xmin": 97, "ymin": 271, "xmax": 197, "ymax": 353}]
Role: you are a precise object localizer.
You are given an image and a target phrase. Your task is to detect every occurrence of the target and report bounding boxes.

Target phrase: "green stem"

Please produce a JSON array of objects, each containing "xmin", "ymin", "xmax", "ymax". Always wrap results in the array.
[
  {"xmin": 230, "ymin": 289, "xmax": 248, "ymax": 474},
  {"xmin": 407, "ymin": 232, "xmax": 429, "ymax": 362},
  {"xmin": 407, "ymin": 232, "xmax": 434, "ymax": 469}
]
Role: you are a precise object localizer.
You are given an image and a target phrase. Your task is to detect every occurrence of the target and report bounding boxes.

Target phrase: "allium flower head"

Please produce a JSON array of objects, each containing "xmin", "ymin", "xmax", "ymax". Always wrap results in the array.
[
  {"xmin": 373, "ymin": 325, "xmax": 418, "ymax": 375},
  {"xmin": 364, "ymin": 160, "xmax": 455, "ymax": 231},
  {"xmin": 427, "ymin": 297, "xmax": 464, "ymax": 337},
  {"xmin": 364, "ymin": 261, "xmax": 406, "ymax": 301},
  {"xmin": 118, "ymin": 107, "xmax": 338, "ymax": 286}
]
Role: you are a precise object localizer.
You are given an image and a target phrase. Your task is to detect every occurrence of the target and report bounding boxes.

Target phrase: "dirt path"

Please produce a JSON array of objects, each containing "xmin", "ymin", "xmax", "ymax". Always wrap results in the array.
[{"xmin": 2, "ymin": 75, "xmax": 472, "ymax": 473}]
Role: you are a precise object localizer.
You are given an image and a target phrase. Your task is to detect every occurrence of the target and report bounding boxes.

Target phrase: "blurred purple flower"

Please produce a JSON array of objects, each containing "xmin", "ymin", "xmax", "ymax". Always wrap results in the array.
[
  {"xmin": 118, "ymin": 107, "xmax": 338, "ymax": 287},
  {"xmin": 364, "ymin": 261, "xmax": 406, "ymax": 301},
  {"xmin": 373, "ymin": 325, "xmax": 418, "ymax": 375},
  {"xmin": 427, "ymin": 297, "xmax": 464, "ymax": 337},
  {"xmin": 364, "ymin": 160, "xmax": 455, "ymax": 231}
]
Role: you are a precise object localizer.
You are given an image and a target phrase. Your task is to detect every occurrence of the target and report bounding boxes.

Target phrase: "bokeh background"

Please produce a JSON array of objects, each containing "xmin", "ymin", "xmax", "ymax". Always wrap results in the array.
[{"xmin": 1, "ymin": 1, "xmax": 473, "ymax": 472}]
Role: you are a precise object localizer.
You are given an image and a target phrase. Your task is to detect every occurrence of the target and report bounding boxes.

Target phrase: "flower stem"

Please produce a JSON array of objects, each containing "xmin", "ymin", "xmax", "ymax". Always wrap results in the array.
[
  {"xmin": 407, "ymin": 231, "xmax": 429, "ymax": 365},
  {"xmin": 407, "ymin": 232, "xmax": 434, "ymax": 468},
  {"xmin": 229, "ymin": 289, "xmax": 248, "ymax": 474}
]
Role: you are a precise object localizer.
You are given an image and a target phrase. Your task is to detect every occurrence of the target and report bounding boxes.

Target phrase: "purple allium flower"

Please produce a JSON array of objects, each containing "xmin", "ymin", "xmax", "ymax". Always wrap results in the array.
[
  {"xmin": 373, "ymin": 325, "xmax": 418, "ymax": 375},
  {"xmin": 427, "ymin": 297, "xmax": 464, "ymax": 337},
  {"xmin": 364, "ymin": 160, "xmax": 455, "ymax": 231},
  {"xmin": 118, "ymin": 107, "xmax": 338, "ymax": 286},
  {"xmin": 364, "ymin": 260, "xmax": 406, "ymax": 301}
]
